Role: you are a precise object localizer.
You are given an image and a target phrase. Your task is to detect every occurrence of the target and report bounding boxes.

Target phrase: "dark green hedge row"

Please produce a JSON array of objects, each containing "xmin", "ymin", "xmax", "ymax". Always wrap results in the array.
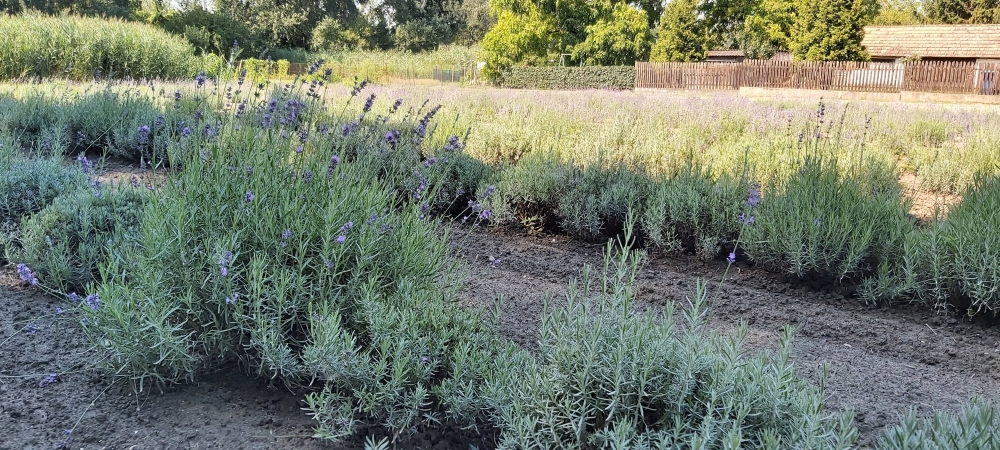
[{"xmin": 497, "ymin": 66, "xmax": 635, "ymax": 90}]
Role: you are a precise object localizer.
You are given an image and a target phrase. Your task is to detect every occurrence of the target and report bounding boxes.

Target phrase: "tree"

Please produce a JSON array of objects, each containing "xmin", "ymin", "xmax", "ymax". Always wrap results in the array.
[
  {"xmin": 789, "ymin": 0, "xmax": 878, "ymax": 61},
  {"xmin": 311, "ymin": 17, "xmax": 369, "ymax": 51},
  {"xmin": 453, "ymin": 0, "xmax": 496, "ymax": 45},
  {"xmin": 872, "ymin": 0, "xmax": 929, "ymax": 24},
  {"xmin": 480, "ymin": 9, "xmax": 551, "ymax": 79},
  {"xmin": 742, "ymin": 0, "xmax": 796, "ymax": 52},
  {"xmin": 926, "ymin": 0, "xmax": 1000, "ymax": 23},
  {"xmin": 650, "ymin": 0, "xmax": 708, "ymax": 62},
  {"xmin": 572, "ymin": 4, "xmax": 651, "ymax": 65}
]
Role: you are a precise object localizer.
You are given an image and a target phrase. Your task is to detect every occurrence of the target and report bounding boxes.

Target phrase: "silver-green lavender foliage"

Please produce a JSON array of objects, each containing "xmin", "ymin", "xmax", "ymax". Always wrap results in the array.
[
  {"xmin": 483, "ymin": 222, "xmax": 858, "ymax": 449},
  {"xmin": 877, "ymin": 398, "xmax": 1000, "ymax": 450},
  {"xmin": 864, "ymin": 173, "xmax": 1000, "ymax": 312},
  {"xmin": 641, "ymin": 164, "xmax": 746, "ymax": 259},
  {"xmin": 0, "ymin": 145, "xmax": 88, "ymax": 262},
  {"xmin": 14, "ymin": 184, "xmax": 147, "ymax": 292},
  {"xmin": 79, "ymin": 80, "xmax": 498, "ymax": 441},
  {"xmin": 741, "ymin": 155, "xmax": 912, "ymax": 281}
]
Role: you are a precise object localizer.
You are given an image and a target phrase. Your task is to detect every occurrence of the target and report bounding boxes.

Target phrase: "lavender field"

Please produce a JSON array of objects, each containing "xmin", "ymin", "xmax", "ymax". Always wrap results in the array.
[{"xmin": 2, "ymin": 76, "xmax": 1000, "ymax": 450}]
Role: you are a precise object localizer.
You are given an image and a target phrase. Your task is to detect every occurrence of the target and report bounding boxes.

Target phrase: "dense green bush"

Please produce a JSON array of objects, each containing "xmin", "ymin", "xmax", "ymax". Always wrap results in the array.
[
  {"xmin": 741, "ymin": 156, "xmax": 912, "ymax": 281},
  {"xmin": 14, "ymin": 185, "xmax": 147, "ymax": 292},
  {"xmin": 497, "ymin": 66, "xmax": 636, "ymax": 90},
  {"xmin": 485, "ymin": 228, "xmax": 859, "ymax": 449},
  {"xmin": 0, "ymin": 147, "xmax": 87, "ymax": 262},
  {"xmin": 160, "ymin": 6, "xmax": 263, "ymax": 57},
  {"xmin": 80, "ymin": 84, "xmax": 499, "ymax": 441},
  {"xmin": 864, "ymin": 173, "xmax": 1000, "ymax": 313},
  {"xmin": 0, "ymin": 13, "xmax": 197, "ymax": 80},
  {"xmin": 558, "ymin": 164, "xmax": 650, "ymax": 241},
  {"xmin": 641, "ymin": 164, "xmax": 747, "ymax": 259},
  {"xmin": 877, "ymin": 398, "xmax": 1000, "ymax": 450}
]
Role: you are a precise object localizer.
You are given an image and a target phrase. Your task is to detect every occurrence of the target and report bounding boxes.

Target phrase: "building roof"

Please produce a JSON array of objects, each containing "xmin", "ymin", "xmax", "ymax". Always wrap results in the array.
[
  {"xmin": 863, "ymin": 25, "xmax": 1000, "ymax": 59},
  {"xmin": 707, "ymin": 50, "xmax": 745, "ymax": 57}
]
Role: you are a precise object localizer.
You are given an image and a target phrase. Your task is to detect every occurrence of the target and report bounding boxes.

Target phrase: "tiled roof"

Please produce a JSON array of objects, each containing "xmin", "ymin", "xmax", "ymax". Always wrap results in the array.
[{"xmin": 863, "ymin": 25, "xmax": 1000, "ymax": 59}]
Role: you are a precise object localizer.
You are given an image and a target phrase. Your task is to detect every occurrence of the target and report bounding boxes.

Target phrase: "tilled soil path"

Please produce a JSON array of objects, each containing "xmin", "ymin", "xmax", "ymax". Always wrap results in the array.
[
  {"xmin": 454, "ymin": 227, "xmax": 1000, "ymax": 448},
  {"xmin": 2, "ymin": 226, "xmax": 999, "ymax": 449}
]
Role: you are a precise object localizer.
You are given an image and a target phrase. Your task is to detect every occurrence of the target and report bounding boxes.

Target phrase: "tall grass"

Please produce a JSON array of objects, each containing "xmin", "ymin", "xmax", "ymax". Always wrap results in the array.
[
  {"xmin": 317, "ymin": 46, "xmax": 481, "ymax": 84},
  {"xmin": 0, "ymin": 13, "xmax": 199, "ymax": 80}
]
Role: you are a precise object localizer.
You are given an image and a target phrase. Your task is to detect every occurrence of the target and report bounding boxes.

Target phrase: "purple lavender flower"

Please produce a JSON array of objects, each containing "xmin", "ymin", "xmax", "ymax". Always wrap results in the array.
[
  {"xmin": 385, "ymin": 130, "xmax": 400, "ymax": 147},
  {"xmin": 39, "ymin": 373, "xmax": 58, "ymax": 387},
  {"xmin": 181, "ymin": 127, "xmax": 192, "ymax": 138},
  {"xmin": 155, "ymin": 115, "xmax": 165, "ymax": 129},
  {"xmin": 84, "ymin": 294, "xmax": 100, "ymax": 311},
  {"xmin": 443, "ymin": 135, "xmax": 462, "ymax": 152},
  {"xmin": 390, "ymin": 99, "xmax": 403, "ymax": 113},
  {"xmin": 424, "ymin": 157, "xmax": 437, "ymax": 168},
  {"xmin": 362, "ymin": 94, "xmax": 376, "ymax": 113},
  {"xmin": 131, "ymin": 175, "xmax": 140, "ymax": 187},
  {"xmin": 335, "ymin": 235, "xmax": 347, "ymax": 244},
  {"xmin": 55, "ymin": 307, "xmax": 63, "ymax": 314},
  {"xmin": 738, "ymin": 213, "xmax": 755, "ymax": 225},
  {"xmin": 195, "ymin": 71, "xmax": 207, "ymax": 87},
  {"xmin": 225, "ymin": 292, "xmax": 239, "ymax": 304},
  {"xmin": 281, "ymin": 229, "xmax": 292, "ymax": 247},
  {"xmin": 220, "ymin": 266, "xmax": 229, "ymax": 277},
  {"xmin": 320, "ymin": 124, "xmax": 329, "ymax": 136},
  {"xmin": 16, "ymin": 263, "xmax": 38, "ymax": 286},
  {"xmin": 484, "ymin": 185, "xmax": 496, "ymax": 198},
  {"xmin": 77, "ymin": 155, "xmax": 92, "ymax": 174},
  {"xmin": 298, "ymin": 129, "xmax": 309, "ymax": 144},
  {"xmin": 174, "ymin": 90, "xmax": 182, "ymax": 102},
  {"xmin": 727, "ymin": 252, "xmax": 736, "ymax": 264},
  {"xmin": 245, "ymin": 191, "xmax": 255, "ymax": 203},
  {"xmin": 479, "ymin": 209, "xmax": 492, "ymax": 220},
  {"xmin": 748, "ymin": 183, "xmax": 761, "ymax": 207},
  {"xmin": 68, "ymin": 292, "xmax": 79, "ymax": 303},
  {"xmin": 456, "ymin": 187, "xmax": 465, "ymax": 196},
  {"xmin": 295, "ymin": 145, "xmax": 303, "ymax": 154},
  {"xmin": 303, "ymin": 170, "xmax": 314, "ymax": 182},
  {"xmin": 328, "ymin": 155, "xmax": 340, "ymax": 171}
]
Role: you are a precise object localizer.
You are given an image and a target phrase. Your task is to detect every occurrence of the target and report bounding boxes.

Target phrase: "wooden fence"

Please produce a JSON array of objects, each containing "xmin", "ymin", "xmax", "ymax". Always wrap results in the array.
[{"xmin": 636, "ymin": 61, "xmax": 1000, "ymax": 95}]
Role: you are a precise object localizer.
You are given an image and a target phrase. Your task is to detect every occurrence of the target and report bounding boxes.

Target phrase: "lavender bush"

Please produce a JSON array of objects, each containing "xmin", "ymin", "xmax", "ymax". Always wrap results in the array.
[
  {"xmin": 0, "ymin": 144, "xmax": 88, "ymax": 263},
  {"xmin": 14, "ymin": 184, "xmax": 147, "ymax": 292},
  {"xmin": 484, "ymin": 219, "xmax": 859, "ymax": 449},
  {"xmin": 78, "ymin": 78, "xmax": 500, "ymax": 443}
]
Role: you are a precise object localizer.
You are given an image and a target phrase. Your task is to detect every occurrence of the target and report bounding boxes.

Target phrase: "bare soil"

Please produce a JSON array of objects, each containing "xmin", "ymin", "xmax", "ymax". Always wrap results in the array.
[{"xmin": 3, "ymin": 225, "xmax": 999, "ymax": 449}]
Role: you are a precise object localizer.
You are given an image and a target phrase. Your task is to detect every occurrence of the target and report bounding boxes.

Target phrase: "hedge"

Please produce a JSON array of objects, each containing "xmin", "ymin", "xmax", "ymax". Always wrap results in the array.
[{"xmin": 497, "ymin": 66, "xmax": 635, "ymax": 90}]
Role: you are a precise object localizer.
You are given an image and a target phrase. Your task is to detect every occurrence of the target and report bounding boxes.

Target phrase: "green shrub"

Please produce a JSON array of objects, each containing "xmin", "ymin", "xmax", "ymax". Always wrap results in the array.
[
  {"xmin": 877, "ymin": 398, "xmax": 1000, "ymax": 450},
  {"xmin": 0, "ymin": 13, "xmax": 197, "ymax": 80},
  {"xmin": 741, "ymin": 156, "xmax": 912, "ymax": 281},
  {"xmin": 241, "ymin": 58, "xmax": 291, "ymax": 81},
  {"xmin": 14, "ymin": 185, "xmax": 147, "ymax": 292},
  {"xmin": 641, "ymin": 164, "xmax": 746, "ymax": 258},
  {"xmin": 81, "ymin": 87, "xmax": 498, "ymax": 442},
  {"xmin": 482, "ymin": 151, "xmax": 571, "ymax": 230},
  {"xmin": 484, "ymin": 227, "xmax": 859, "ymax": 449},
  {"xmin": 866, "ymin": 174, "xmax": 1000, "ymax": 313},
  {"xmin": 497, "ymin": 66, "xmax": 636, "ymax": 90},
  {"xmin": 160, "ymin": 6, "xmax": 263, "ymax": 57},
  {"xmin": 0, "ymin": 148, "xmax": 87, "ymax": 262},
  {"xmin": 558, "ymin": 164, "xmax": 650, "ymax": 241}
]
